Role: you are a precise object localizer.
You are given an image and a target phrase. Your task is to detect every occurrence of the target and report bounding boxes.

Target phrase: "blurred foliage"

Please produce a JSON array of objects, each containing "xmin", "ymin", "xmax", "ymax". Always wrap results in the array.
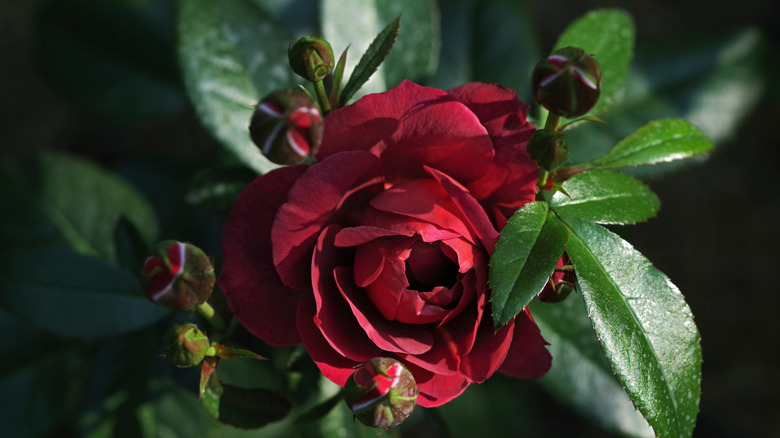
[{"xmin": 1, "ymin": 0, "xmax": 774, "ymax": 436}]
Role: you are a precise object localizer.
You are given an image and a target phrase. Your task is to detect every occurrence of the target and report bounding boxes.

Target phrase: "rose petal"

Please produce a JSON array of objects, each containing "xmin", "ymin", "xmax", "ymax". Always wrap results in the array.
[
  {"xmin": 353, "ymin": 236, "xmax": 415, "ymax": 288},
  {"xmin": 319, "ymin": 81, "xmax": 495, "ymax": 185},
  {"xmin": 335, "ymin": 267, "xmax": 434, "ymax": 355},
  {"xmin": 361, "ymin": 208, "xmax": 463, "ymax": 243},
  {"xmin": 272, "ymin": 151, "xmax": 383, "ymax": 290},
  {"xmin": 425, "ymin": 167, "xmax": 500, "ymax": 255},
  {"xmin": 498, "ymin": 309, "xmax": 552, "ymax": 379},
  {"xmin": 404, "ymin": 362, "xmax": 470, "ymax": 408},
  {"xmin": 369, "ymin": 178, "xmax": 477, "ymax": 244},
  {"xmin": 297, "ymin": 298, "xmax": 361, "ymax": 387},
  {"xmin": 220, "ymin": 166, "xmax": 307, "ymax": 346},
  {"xmin": 448, "ymin": 83, "xmax": 538, "ymax": 221},
  {"xmin": 312, "ymin": 224, "xmax": 382, "ymax": 361},
  {"xmin": 459, "ymin": 315, "xmax": 514, "ymax": 383}
]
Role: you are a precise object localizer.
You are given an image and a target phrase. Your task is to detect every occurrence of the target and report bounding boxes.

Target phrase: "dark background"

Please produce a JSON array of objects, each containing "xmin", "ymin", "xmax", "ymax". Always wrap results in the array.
[{"xmin": 2, "ymin": 0, "xmax": 779, "ymax": 436}]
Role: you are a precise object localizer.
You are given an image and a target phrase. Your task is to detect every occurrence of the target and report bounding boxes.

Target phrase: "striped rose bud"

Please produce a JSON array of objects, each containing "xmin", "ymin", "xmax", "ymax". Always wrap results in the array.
[
  {"xmin": 344, "ymin": 357, "xmax": 418, "ymax": 429},
  {"xmin": 140, "ymin": 241, "xmax": 215, "ymax": 311},
  {"xmin": 249, "ymin": 90, "xmax": 323, "ymax": 165},
  {"xmin": 163, "ymin": 323, "xmax": 211, "ymax": 368},
  {"xmin": 532, "ymin": 46, "xmax": 602, "ymax": 118}
]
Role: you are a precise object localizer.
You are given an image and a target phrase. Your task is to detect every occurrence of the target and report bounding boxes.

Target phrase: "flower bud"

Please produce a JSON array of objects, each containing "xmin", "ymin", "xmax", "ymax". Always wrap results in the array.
[
  {"xmin": 531, "ymin": 46, "xmax": 602, "ymax": 118},
  {"xmin": 289, "ymin": 36, "xmax": 334, "ymax": 82},
  {"xmin": 249, "ymin": 90, "xmax": 323, "ymax": 165},
  {"xmin": 538, "ymin": 256, "xmax": 577, "ymax": 303},
  {"xmin": 527, "ymin": 129, "xmax": 568, "ymax": 171},
  {"xmin": 163, "ymin": 323, "xmax": 211, "ymax": 368},
  {"xmin": 344, "ymin": 357, "xmax": 418, "ymax": 429},
  {"xmin": 141, "ymin": 241, "xmax": 215, "ymax": 311}
]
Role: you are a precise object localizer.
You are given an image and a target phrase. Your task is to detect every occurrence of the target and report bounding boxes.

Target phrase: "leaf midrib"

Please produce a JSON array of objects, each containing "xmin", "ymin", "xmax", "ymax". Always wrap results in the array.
[{"xmin": 556, "ymin": 213, "xmax": 681, "ymax": 434}]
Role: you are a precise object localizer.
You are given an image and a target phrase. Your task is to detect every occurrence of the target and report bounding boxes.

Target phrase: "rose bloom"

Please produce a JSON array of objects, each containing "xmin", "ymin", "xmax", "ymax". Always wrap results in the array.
[{"xmin": 220, "ymin": 81, "xmax": 552, "ymax": 407}]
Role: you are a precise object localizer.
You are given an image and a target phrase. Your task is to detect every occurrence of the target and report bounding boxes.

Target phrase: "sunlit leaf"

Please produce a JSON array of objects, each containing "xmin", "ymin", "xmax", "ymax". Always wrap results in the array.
[
  {"xmin": 550, "ymin": 170, "xmax": 660, "ymax": 224},
  {"xmin": 489, "ymin": 202, "xmax": 567, "ymax": 328},
  {"xmin": 178, "ymin": 0, "xmax": 296, "ymax": 173},
  {"xmin": 559, "ymin": 214, "xmax": 702, "ymax": 438}
]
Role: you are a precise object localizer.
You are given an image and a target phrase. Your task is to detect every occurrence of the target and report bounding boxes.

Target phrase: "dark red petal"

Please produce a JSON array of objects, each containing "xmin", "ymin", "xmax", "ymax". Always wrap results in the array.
[
  {"xmin": 459, "ymin": 315, "xmax": 514, "ymax": 383},
  {"xmin": 297, "ymin": 298, "xmax": 361, "ymax": 387},
  {"xmin": 219, "ymin": 166, "xmax": 307, "ymax": 347},
  {"xmin": 498, "ymin": 309, "xmax": 552, "ymax": 379},
  {"xmin": 272, "ymin": 151, "xmax": 383, "ymax": 290},
  {"xmin": 335, "ymin": 267, "xmax": 434, "ymax": 355},
  {"xmin": 369, "ymin": 178, "xmax": 477, "ymax": 244},
  {"xmin": 312, "ymin": 224, "xmax": 382, "ymax": 361},
  {"xmin": 404, "ymin": 362, "xmax": 470, "ymax": 408},
  {"xmin": 352, "ymin": 236, "xmax": 415, "ymax": 288},
  {"xmin": 319, "ymin": 81, "xmax": 495, "ymax": 185},
  {"xmin": 447, "ymin": 83, "xmax": 538, "ymax": 222},
  {"xmin": 447, "ymin": 83, "xmax": 532, "ymax": 136},
  {"xmin": 425, "ymin": 167, "xmax": 500, "ymax": 255},
  {"xmin": 361, "ymin": 208, "xmax": 463, "ymax": 243}
]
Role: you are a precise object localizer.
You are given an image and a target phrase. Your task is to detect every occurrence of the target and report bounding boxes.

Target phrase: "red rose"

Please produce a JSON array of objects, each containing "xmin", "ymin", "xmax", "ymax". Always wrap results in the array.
[{"xmin": 220, "ymin": 81, "xmax": 552, "ymax": 407}]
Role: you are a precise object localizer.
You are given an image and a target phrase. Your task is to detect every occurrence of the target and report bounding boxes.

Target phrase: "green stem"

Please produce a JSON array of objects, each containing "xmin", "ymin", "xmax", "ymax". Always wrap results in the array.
[
  {"xmin": 544, "ymin": 113, "xmax": 562, "ymax": 132},
  {"xmin": 313, "ymin": 80, "xmax": 331, "ymax": 114},
  {"xmin": 196, "ymin": 302, "xmax": 226, "ymax": 332}
]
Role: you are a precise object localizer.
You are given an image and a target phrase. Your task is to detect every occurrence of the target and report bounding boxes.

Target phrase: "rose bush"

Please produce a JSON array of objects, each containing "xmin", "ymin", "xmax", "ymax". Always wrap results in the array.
[{"xmin": 220, "ymin": 80, "xmax": 553, "ymax": 407}]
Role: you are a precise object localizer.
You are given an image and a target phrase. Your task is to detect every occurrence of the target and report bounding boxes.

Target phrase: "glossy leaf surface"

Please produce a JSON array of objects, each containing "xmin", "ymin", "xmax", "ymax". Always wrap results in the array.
[
  {"xmin": 178, "ymin": 0, "xmax": 295, "ymax": 173},
  {"xmin": 582, "ymin": 119, "xmax": 713, "ymax": 170},
  {"xmin": 489, "ymin": 202, "xmax": 567, "ymax": 328},
  {"xmin": 559, "ymin": 214, "xmax": 702, "ymax": 438},
  {"xmin": 532, "ymin": 298, "xmax": 654, "ymax": 437},
  {"xmin": 550, "ymin": 170, "xmax": 660, "ymax": 224}
]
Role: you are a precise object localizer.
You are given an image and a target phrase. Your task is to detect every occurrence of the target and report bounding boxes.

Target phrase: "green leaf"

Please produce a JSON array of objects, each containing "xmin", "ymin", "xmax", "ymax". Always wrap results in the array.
[
  {"xmin": 323, "ymin": 0, "xmax": 439, "ymax": 103},
  {"xmin": 338, "ymin": 16, "xmax": 400, "ymax": 106},
  {"xmin": 0, "ymin": 150, "xmax": 158, "ymax": 264},
  {"xmin": 554, "ymin": 9, "xmax": 635, "ymax": 117},
  {"xmin": 35, "ymin": 0, "xmax": 185, "ymax": 125},
  {"xmin": 582, "ymin": 118, "xmax": 713, "ymax": 170},
  {"xmin": 565, "ymin": 29, "xmax": 763, "ymax": 174},
  {"xmin": 0, "ymin": 249, "xmax": 168, "ymax": 338},
  {"xmin": 532, "ymin": 298, "xmax": 654, "ymax": 437},
  {"xmin": 375, "ymin": 0, "xmax": 441, "ymax": 87},
  {"xmin": 550, "ymin": 170, "xmax": 660, "ymax": 224},
  {"xmin": 558, "ymin": 214, "xmax": 702, "ymax": 438},
  {"xmin": 177, "ymin": 0, "xmax": 296, "ymax": 173},
  {"xmin": 489, "ymin": 202, "xmax": 567, "ymax": 328},
  {"xmin": 202, "ymin": 376, "xmax": 292, "ymax": 429}
]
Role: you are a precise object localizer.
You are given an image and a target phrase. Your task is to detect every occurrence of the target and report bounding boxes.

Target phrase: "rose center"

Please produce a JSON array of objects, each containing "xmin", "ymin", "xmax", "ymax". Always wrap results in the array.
[{"xmin": 404, "ymin": 241, "xmax": 458, "ymax": 292}]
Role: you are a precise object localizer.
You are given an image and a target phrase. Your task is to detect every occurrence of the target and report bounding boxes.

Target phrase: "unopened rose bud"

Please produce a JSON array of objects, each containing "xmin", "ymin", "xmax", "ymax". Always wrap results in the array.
[
  {"xmin": 539, "ymin": 256, "xmax": 577, "ymax": 303},
  {"xmin": 527, "ymin": 129, "xmax": 568, "ymax": 171},
  {"xmin": 141, "ymin": 241, "xmax": 215, "ymax": 311},
  {"xmin": 344, "ymin": 357, "xmax": 418, "ymax": 429},
  {"xmin": 164, "ymin": 323, "xmax": 211, "ymax": 368},
  {"xmin": 289, "ymin": 36, "xmax": 334, "ymax": 82},
  {"xmin": 532, "ymin": 46, "xmax": 602, "ymax": 118},
  {"xmin": 249, "ymin": 90, "xmax": 323, "ymax": 165}
]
